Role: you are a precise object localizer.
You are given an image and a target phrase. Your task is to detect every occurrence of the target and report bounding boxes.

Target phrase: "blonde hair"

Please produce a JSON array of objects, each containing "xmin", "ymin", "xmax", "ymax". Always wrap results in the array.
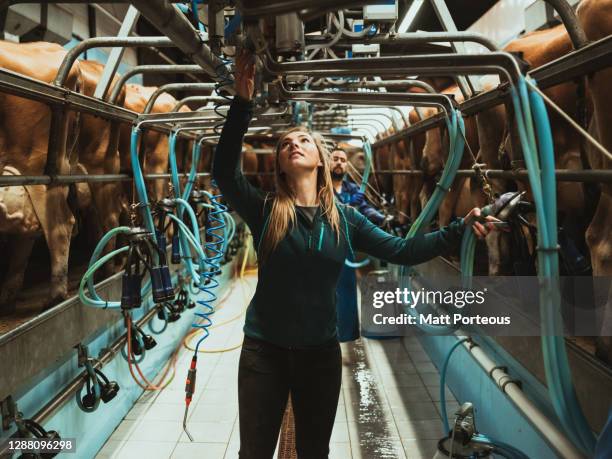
[{"xmin": 259, "ymin": 127, "xmax": 341, "ymax": 261}]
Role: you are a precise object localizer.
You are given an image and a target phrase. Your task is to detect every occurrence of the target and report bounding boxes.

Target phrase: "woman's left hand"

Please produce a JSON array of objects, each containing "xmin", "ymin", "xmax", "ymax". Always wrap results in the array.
[{"xmin": 463, "ymin": 207, "xmax": 509, "ymax": 239}]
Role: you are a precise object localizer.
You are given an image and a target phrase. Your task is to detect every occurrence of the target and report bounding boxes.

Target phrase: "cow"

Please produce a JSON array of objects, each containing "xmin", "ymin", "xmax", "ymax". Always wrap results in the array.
[
  {"xmin": 392, "ymin": 109, "xmax": 429, "ymax": 226},
  {"xmin": 75, "ymin": 60, "xmax": 127, "ymax": 264},
  {"xmin": 118, "ymin": 84, "xmax": 190, "ymax": 210},
  {"xmin": 503, "ymin": 24, "xmax": 586, "ymax": 220},
  {"xmin": 577, "ymin": 0, "xmax": 612, "ymax": 362},
  {"xmin": 416, "ymin": 84, "xmax": 485, "ymax": 229},
  {"xmin": 373, "ymin": 129, "xmax": 394, "ymax": 204},
  {"xmin": 0, "ymin": 41, "xmax": 82, "ymax": 313},
  {"xmin": 485, "ymin": 23, "xmax": 589, "ymax": 278},
  {"xmin": 389, "ymin": 127, "xmax": 415, "ymax": 227}
]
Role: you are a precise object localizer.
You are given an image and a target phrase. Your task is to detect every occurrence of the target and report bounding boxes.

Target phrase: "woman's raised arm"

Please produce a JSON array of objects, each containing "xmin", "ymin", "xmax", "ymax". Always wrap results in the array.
[
  {"xmin": 212, "ymin": 52, "xmax": 265, "ymax": 226},
  {"xmin": 349, "ymin": 205, "xmax": 502, "ymax": 266}
]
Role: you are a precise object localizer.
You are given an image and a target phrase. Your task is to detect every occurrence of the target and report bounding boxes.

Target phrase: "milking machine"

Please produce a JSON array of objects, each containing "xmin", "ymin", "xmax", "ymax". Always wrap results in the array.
[
  {"xmin": 350, "ymin": 52, "xmax": 598, "ymax": 451},
  {"xmin": 12, "ymin": 419, "xmax": 62, "ymax": 459},
  {"xmin": 457, "ymin": 76, "xmax": 597, "ymax": 454},
  {"xmin": 433, "ymin": 401, "xmax": 530, "ymax": 459}
]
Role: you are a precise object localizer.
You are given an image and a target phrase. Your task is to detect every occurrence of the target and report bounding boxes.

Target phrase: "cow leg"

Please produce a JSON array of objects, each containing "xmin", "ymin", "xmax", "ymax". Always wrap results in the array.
[
  {"xmin": 585, "ymin": 193, "xmax": 612, "ymax": 363},
  {"xmin": 47, "ymin": 230, "xmax": 71, "ymax": 306},
  {"xmin": 409, "ymin": 191, "xmax": 421, "ymax": 224},
  {"xmin": 0, "ymin": 235, "xmax": 35, "ymax": 314},
  {"xmin": 43, "ymin": 187, "xmax": 75, "ymax": 306},
  {"xmin": 439, "ymin": 178, "xmax": 465, "ymax": 227}
]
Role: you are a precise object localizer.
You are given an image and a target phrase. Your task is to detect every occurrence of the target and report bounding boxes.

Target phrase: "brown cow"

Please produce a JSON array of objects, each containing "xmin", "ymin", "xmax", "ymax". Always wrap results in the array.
[
  {"xmin": 397, "ymin": 109, "xmax": 427, "ymax": 224},
  {"xmin": 391, "ymin": 132, "xmax": 411, "ymax": 226},
  {"xmin": 418, "ymin": 85, "xmax": 485, "ymax": 228},
  {"xmin": 504, "ymin": 24, "xmax": 585, "ymax": 218},
  {"xmin": 0, "ymin": 41, "xmax": 82, "ymax": 312},
  {"xmin": 577, "ymin": 0, "xmax": 612, "ymax": 361},
  {"xmin": 486, "ymin": 24, "xmax": 587, "ymax": 277},
  {"xmin": 373, "ymin": 129, "xmax": 394, "ymax": 204},
  {"xmin": 76, "ymin": 61, "xmax": 127, "ymax": 260},
  {"xmin": 473, "ymin": 79, "xmax": 514, "ymax": 275}
]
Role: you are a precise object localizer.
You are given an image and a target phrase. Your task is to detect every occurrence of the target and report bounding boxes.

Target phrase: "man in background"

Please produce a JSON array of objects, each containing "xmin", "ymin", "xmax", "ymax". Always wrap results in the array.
[
  {"xmin": 330, "ymin": 146, "xmax": 389, "ymax": 342},
  {"xmin": 331, "ymin": 147, "xmax": 385, "ymax": 225}
]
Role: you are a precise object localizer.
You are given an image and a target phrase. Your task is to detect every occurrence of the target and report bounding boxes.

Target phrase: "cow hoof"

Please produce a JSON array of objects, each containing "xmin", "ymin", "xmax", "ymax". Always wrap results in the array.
[{"xmin": 42, "ymin": 293, "xmax": 68, "ymax": 312}]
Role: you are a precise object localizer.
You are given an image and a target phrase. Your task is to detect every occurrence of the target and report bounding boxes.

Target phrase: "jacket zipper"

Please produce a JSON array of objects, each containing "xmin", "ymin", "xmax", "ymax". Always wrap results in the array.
[{"xmin": 317, "ymin": 225, "xmax": 324, "ymax": 251}]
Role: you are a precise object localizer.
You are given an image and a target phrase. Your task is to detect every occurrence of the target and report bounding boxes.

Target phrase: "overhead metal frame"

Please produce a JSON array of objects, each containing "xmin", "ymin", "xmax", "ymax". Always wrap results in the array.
[
  {"xmin": 372, "ymin": 35, "xmax": 612, "ymax": 149},
  {"xmin": 55, "ymin": 37, "xmax": 176, "ymax": 88},
  {"xmin": 93, "ymin": 5, "xmax": 141, "ymax": 100},
  {"xmin": 327, "ymin": 31, "xmax": 499, "ymax": 52},
  {"xmin": 108, "ymin": 65, "xmax": 210, "ymax": 104},
  {"xmin": 142, "ymin": 83, "xmax": 217, "ymax": 114},
  {"xmin": 277, "ymin": 83, "xmax": 457, "ymax": 116},
  {"xmin": 265, "ymin": 52, "xmax": 522, "ymax": 83},
  {"xmin": 130, "ymin": 0, "xmax": 233, "ymax": 87},
  {"xmin": 310, "ymin": 78, "xmax": 438, "ymax": 93},
  {"xmin": 0, "ymin": 10, "xmax": 608, "ymax": 187},
  {"xmin": 314, "ymin": 116, "xmax": 387, "ymax": 133},
  {"xmin": 172, "ymin": 96, "xmax": 228, "ymax": 112}
]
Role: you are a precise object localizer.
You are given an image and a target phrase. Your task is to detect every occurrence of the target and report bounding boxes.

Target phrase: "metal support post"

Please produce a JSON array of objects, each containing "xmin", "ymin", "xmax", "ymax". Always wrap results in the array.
[
  {"xmin": 94, "ymin": 6, "xmax": 141, "ymax": 100},
  {"xmin": 429, "ymin": 0, "xmax": 481, "ymax": 97}
]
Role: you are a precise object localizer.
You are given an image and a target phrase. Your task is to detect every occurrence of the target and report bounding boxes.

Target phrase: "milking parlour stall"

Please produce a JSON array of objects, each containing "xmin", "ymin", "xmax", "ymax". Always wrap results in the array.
[{"xmin": 0, "ymin": 1, "xmax": 611, "ymax": 458}]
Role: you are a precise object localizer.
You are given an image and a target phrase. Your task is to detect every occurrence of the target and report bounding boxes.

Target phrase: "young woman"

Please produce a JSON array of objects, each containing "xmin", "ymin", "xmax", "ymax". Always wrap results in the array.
[{"xmin": 213, "ymin": 52, "xmax": 499, "ymax": 459}]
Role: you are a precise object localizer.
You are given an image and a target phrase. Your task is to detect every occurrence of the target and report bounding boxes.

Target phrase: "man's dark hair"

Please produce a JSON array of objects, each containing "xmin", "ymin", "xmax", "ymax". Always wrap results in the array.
[{"xmin": 331, "ymin": 146, "xmax": 348, "ymax": 155}]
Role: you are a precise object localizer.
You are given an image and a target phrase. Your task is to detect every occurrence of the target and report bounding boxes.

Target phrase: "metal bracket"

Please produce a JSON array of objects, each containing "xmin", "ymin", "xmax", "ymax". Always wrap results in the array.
[
  {"xmin": 94, "ymin": 6, "xmax": 141, "ymax": 100},
  {"xmin": 76, "ymin": 343, "xmax": 90, "ymax": 368},
  {"xmin": 1, "ymin": 395, "xmax": 18, "ymax": 431}
]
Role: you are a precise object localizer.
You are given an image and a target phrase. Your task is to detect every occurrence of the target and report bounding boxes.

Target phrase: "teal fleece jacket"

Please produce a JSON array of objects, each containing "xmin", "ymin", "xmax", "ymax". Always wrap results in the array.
[{"xmin": 212, "ymin": 97, "xmax": 466, "ymax": 348}]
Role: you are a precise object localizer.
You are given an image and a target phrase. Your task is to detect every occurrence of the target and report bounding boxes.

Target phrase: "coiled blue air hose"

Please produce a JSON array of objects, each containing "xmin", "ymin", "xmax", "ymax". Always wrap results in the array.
[
  {"xmin": 188, "ymin": 50, "xmax": 233, "ymax": 353},
  {"xmin": 193, "ymin": 186, "xmax": 227, "ymax": 352}
]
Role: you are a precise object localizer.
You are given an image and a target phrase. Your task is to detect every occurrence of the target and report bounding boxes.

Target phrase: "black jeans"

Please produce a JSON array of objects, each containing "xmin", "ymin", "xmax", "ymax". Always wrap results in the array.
[{"xmin": 238, "ymin": 335, "xmax": 342, "ymax": 459}]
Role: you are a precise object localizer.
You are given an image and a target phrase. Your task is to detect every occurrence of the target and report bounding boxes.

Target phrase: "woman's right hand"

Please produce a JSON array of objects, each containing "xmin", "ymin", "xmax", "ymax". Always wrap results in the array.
[{"xmin": 234, "ymin": 50, "xmax": 256, "ymax": 101}]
